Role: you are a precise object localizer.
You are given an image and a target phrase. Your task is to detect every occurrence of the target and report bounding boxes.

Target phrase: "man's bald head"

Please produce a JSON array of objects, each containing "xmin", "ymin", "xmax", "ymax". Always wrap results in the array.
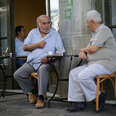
[
  {"xmin": 36, "ymin": 15, "xmax": 51, "ymax": 34},
  {"xmin": 36, "ymin": 15, "xmax": 50, "ymax": 25}
]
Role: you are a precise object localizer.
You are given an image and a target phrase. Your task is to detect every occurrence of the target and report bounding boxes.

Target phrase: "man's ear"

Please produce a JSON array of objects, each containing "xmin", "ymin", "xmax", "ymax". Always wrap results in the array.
[
  {"xmin": 91, "ymin": 20, "xmax": 96, "ymax": 25},
  {"xmin": 37, "ymin": 24, "xmax": 40, "ymax": 28}
]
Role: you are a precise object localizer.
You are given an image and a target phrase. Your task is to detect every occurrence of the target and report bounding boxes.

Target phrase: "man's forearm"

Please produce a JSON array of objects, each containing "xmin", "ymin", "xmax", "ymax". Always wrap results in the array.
[
  {"xmin": 86, "ymin": 46, "xmax": 99, "ymax": 54},
  {"xmin": 81, "ymin": 45, "xmax": 99, "ymax": 54},
  {"xmin": 23, "ymin": 45, "xmax": 34, "ymax": 51},
  {"xmin": 24, "ymin": 40, "xmax": 46, "ymax": 51},
  {"xmin": 23, "ymin": 43, "xmax": 41, "ymax": 51}
]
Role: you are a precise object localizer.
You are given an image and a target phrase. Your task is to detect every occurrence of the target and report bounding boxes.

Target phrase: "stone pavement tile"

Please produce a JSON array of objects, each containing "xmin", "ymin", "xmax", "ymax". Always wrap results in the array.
[{"xmin": 0, "ymin": 94, "xmax": 116, "ymax": 116}]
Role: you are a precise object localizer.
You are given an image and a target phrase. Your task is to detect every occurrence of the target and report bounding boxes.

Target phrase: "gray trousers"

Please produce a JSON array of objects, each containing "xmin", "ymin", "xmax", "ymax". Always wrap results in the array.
[{"xmin": 14, "ymin": 63, "xmax": 53, "ymax": 97}]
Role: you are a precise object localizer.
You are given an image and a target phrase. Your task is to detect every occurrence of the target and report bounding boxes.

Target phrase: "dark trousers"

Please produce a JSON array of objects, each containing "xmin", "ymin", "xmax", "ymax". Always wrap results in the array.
[{"xmin": 16, "ymin": 59, "xmax": 26, "ymax": 69}]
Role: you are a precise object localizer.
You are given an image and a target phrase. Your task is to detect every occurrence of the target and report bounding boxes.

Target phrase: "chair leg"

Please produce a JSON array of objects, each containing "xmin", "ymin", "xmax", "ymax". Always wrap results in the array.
[
  {"xmin": 96, "ymin": 78, "xmax": 100, "ymax": 111},
  {"xmin": 101, "ymin": 82, "xmax": 104, "ymax": 93}
]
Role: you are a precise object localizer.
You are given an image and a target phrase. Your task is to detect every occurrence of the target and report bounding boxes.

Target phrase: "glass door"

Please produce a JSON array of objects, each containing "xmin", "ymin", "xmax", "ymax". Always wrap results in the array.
[
  {"xmin": 104, "ymin": 0, "xmax": 116, "ymax": 39},
  {"xmin": 0, "ymin": 0, "xmax": 15, "ymax": 89},
  {"xmin": 0, "ymin": 0, "xmax": 8, "ymax": 56},
  {"xmin": 46, "ymin": 0, "xmax": 59, "ymax": 31}
]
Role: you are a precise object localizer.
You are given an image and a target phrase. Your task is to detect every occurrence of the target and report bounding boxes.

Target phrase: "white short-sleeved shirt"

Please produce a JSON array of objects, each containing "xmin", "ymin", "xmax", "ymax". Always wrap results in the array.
[{"xmin": 24, "ymin": 28, "xmax": 65, "ymax": 70}]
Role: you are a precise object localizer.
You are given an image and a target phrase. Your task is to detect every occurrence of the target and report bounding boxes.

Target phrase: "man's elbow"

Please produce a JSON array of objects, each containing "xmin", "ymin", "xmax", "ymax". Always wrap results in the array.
[{"xmin": 88, "ymin": 46, "xmax": 99, "ymax": 54}]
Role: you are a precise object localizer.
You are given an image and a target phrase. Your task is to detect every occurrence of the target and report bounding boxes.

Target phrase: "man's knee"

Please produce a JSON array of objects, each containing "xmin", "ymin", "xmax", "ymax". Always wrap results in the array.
[
  {"xmin": 14, "ymin": 70, "xmax": 21, "ymax": 80},
  {"xmin": 38, "ymin": 64, "xmax": 49, "ymax": 72},
  {"xmin": 14, "ymin": 71, "xmax": 19, "ymax": 80}
]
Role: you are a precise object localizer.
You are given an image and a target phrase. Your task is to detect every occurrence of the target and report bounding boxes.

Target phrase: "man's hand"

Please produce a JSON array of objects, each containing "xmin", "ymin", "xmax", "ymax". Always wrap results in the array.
[
  {"xmin": 81, "ymin": 48, "xmax": 88, "ymax": 53},
  {"xmin": 40, "ymin": 57, "xmax": 48, "ymax": 63},
  {"xmin": 38, "ymin": 40, "xmax": 46, "ymax": 48},
  {"xmin": 79, "ymin": 51, "xmax": 87, "ymax": 59},
  {"xmin": 54, "ymin": 53, "xmax": 59, "ymax": 56}
]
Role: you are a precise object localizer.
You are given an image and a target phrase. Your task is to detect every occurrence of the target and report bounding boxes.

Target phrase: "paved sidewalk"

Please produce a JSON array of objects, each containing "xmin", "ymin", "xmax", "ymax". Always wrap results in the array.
[{"xmin": 0, "ymin": 94, "xmax": 116, "ymax": 116}]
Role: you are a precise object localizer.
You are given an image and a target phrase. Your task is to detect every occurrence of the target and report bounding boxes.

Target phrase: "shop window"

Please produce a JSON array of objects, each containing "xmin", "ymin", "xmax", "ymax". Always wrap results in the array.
[{"xmin": 0, "ymin": 1, "xmax": 8, "ymax": 56}]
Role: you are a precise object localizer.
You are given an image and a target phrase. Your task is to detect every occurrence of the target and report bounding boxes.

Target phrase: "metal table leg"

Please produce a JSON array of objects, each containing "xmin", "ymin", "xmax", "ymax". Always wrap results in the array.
[
  {"xmin": 0, "ymin": 64, "xmax": 7, "ymax": 97},
  {"xmin": 47, "ymin": 63, "xmax": 59, "ymax": 107}
]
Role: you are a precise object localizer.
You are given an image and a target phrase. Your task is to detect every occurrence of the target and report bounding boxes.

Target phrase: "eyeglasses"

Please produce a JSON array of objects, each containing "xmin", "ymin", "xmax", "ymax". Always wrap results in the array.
[{"xmin": 41, "ymin": 21, "xmax": 51, "ymax": 25}]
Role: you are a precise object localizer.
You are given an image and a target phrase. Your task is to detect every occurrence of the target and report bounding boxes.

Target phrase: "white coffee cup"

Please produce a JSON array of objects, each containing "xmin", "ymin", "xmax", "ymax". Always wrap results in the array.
[{"xmin": 48, "ymin": 51, "xmax": 53, "ymax": 56}]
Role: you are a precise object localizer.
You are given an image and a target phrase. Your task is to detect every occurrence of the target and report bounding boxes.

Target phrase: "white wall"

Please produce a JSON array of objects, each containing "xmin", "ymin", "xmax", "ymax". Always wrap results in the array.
[{"xmin": 112, "ymin": 0, "xmax": 116, "ymax": 38}]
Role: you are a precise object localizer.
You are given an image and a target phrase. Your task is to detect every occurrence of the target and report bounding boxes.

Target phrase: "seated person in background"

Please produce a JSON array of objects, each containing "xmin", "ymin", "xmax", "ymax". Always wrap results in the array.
[
  {"xmin": 67, "ymin": 10, "xmax": 116, "ymax": 112},
  {"xmin": 15, "ymin": 25, "xmax": 30, "ymax": 68},
  {"xmin": 14, "ymin": 15, "xmax": 65, "ymax": 108}
]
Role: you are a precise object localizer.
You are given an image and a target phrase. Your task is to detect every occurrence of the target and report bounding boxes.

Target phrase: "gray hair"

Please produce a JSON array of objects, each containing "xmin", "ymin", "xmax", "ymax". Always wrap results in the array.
[
  {"xmin": 36, "ymin": 15, "xmax": 50, "ymax": 24},
  {"xmin": 86, "ymin": 10, "xmax": 102, "ymax": 23}
]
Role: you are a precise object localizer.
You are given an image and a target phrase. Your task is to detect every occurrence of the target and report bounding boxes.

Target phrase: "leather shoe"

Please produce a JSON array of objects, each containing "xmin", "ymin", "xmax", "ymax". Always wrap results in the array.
[
  {"xmin": 98, "ymin": 93, "xmax": 105, "ymax": 112},
  {"xmin": 66, "ymin": 102, "xmax": 85, "ymax": 112},
  {"xmin": 28, "ymin": 92, "xmax": 37, "ymax": 104},
  {"xmin": 35, "ymin": 99, "xmax": 45, "ymax": 108}
]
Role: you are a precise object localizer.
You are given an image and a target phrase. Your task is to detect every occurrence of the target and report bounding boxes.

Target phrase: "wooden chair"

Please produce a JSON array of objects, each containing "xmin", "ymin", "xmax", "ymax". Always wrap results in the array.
[
  {"xmin": 29, "ymin": 68, "xmax": 59, "ymax": 105},
  {"xmin": 96, "ymin": 72, "xmax": 116, "ymax": 111}
]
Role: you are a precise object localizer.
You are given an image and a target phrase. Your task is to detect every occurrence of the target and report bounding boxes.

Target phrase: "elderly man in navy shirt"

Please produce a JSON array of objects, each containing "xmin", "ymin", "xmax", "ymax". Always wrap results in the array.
[{"xmin": 14, "ymin": 15, "xmax": 65, "ymax": 108}]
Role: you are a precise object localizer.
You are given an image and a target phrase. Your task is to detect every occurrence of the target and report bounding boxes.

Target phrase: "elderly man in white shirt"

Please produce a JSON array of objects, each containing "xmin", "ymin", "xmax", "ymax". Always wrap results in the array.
[
  {"xmin": 14, "ymin": 15, "xmax": 65, "ymax": 108},
  {"xmin": 67, "ymin": 10, "xmax": 116, "ymax": 112}
]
